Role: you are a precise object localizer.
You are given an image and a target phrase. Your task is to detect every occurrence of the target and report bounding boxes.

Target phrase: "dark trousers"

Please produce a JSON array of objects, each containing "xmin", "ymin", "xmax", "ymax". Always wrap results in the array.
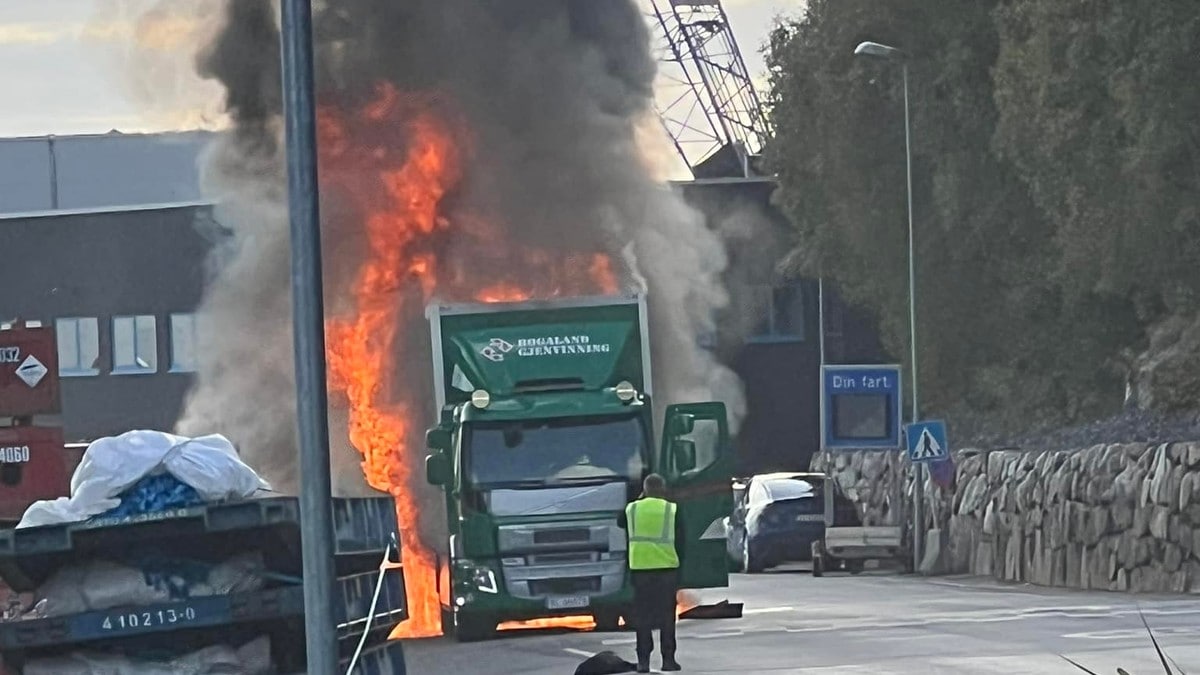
[{"xmin": 630, "ymin": 569, "xmax": 678, "ymax": 661}]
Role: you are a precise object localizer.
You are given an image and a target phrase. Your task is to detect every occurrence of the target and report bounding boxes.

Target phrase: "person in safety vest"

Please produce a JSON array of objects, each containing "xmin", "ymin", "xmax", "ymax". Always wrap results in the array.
[{"xmin": 617, "ymin": 473, "xmax": 685, "ymax": 673}]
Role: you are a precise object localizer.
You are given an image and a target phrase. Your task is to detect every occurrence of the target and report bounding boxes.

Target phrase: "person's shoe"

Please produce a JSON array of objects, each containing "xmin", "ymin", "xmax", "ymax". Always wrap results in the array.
[
  {"xmin": 636, "ymin": 660, "xmax": 650, "ymax": 673},
  {"xmin": 662, "ymin": 656, "xmax": 682, "ymax": 671}
]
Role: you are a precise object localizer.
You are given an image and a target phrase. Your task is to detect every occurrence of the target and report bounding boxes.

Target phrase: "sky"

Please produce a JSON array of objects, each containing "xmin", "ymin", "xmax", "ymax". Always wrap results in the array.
[{"xmin": 0, "ymin": 0, "xmax": 804, "ymax": 139}]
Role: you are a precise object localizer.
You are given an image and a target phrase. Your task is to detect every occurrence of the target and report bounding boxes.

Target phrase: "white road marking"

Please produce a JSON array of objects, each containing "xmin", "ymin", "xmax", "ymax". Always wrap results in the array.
[
  {"xmin": 743, "ymin": 605, "xmax": 795, "ymax": 615},
  {"xmin": 1063, "ymin": 626, "xmax": 1200, "ymax": 640},
  {"xmin": 691, "ymin": 624, "xmax": 744, "ymax": 634},
  {"xmin": 563, "ymin": 647, "xmax": 596, "ymax": 658},
  {"xmin": 776, "ymin": 602, "xmax": 1200, "ymax": 635}
]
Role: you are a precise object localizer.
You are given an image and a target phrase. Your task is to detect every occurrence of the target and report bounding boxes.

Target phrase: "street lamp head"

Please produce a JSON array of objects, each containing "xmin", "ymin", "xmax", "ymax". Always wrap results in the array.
[{"xmin": 854, "ymin": 41, "xmax": 904, "ymax": 60}]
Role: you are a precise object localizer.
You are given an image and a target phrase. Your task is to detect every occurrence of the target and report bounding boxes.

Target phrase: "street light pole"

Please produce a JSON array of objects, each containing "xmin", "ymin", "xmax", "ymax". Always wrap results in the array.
[
  {"xmin": 901, "ymin": 61, "xmax": 924, "ymax": 574},
  {"xmin": 855, "ymin": 41, "xmax": 923, "ymax": 573},
  {"xmin": 279, "ymin": 0, "xmax": 339, "ymax": 672}
]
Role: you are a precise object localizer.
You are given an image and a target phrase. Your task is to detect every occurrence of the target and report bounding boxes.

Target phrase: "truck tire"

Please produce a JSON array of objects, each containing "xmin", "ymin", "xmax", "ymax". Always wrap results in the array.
[
  {"xmin": 811, "ymin": 540, "xmax": 825, "ymax": 578},
  {"xmin": 593, "ymin": 608, "xmax": 624, "ymax": 632},
  {"xmin": 447, "ymin": 610, "xmax": 494, "ymax": 642}
]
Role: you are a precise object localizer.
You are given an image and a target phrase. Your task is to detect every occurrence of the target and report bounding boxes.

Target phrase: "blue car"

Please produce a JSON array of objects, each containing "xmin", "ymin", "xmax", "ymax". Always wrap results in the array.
[{"xmin": 724, "ymin": 472, "xmax": 861, "ymax": 573}]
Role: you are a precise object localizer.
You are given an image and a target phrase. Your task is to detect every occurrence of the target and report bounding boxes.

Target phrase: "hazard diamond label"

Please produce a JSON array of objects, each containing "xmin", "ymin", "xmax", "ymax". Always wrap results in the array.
[{"xmin": 16, "ymin": 355, "xmax": 47, "ymax": 388}]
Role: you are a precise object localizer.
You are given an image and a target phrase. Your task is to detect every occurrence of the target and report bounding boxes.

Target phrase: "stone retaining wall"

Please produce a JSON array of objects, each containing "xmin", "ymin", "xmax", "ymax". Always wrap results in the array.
[{"xmin": 811, "ymin": 442, "xmax": 1200, "ymax": 593}]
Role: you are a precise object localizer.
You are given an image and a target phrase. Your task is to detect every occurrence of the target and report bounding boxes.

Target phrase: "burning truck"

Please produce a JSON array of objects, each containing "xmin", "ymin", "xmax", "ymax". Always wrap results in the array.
[
  {"xmin": 177, "ymin": 0, "xmax": 749, "ymax": 641},
  {"xmin": 423, "ymin": 295, "xmax": 733, "ymax": 640}
]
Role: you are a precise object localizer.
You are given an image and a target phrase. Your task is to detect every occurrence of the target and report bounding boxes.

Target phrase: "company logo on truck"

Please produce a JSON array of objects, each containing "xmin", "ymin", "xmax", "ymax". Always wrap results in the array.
[{"xmin": 479, "ymin": 335, "xmax": 612, "ymax": 362}]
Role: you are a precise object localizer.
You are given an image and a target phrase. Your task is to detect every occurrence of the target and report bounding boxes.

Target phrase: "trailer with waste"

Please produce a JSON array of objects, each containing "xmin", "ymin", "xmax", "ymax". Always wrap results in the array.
[
  {"xmin": 423, "ymin": 294, "xmax": 735, "ymax": 640},
  {"xmin": 0, "ymin": 430, "xmax": 409, "ymax": 674}
]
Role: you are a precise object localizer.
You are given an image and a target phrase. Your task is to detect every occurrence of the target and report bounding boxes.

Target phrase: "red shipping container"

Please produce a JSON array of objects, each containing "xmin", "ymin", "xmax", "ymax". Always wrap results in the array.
[
  {"xmin": 0, "ymin": 325, "xmax": 61, "ymax": 417},
  {"xmin": 0, "ymin": 426, "xmax": 71, "ymax": 523}
]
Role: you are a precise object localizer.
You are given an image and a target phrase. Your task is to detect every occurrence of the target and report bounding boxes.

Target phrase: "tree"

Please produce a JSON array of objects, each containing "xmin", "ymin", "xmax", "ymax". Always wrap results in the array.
[{"xmin": 762, "ymin": 0, "xmax": 1183, "ymax": 439}]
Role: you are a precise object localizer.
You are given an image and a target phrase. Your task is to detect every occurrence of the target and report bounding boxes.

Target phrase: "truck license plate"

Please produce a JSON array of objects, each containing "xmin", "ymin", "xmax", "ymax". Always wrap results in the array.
[{"xmin": 546, "ymin": 595, "xmax": 590, "ymax": 610}]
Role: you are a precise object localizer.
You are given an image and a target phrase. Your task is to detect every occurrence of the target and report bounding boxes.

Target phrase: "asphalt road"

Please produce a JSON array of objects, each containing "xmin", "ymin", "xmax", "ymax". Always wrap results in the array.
[{"xmin": 402, "ymin": 566, "xmax": 1200, "ymax": 674}]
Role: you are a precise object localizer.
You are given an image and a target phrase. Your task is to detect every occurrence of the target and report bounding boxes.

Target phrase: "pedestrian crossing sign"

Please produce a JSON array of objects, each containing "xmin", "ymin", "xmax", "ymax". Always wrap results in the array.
[{"xmin": 905, "ymin": 420, "xmax": 948, "ymax": 463}]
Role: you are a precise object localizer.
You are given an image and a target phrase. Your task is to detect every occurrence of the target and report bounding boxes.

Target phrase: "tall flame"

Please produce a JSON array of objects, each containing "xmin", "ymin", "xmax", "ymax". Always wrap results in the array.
[
  {"xmin": 321, "ymin": 83, "xmax": 618, "ymax": 637},
  {"xmin": 323, "ymin": 85, "xmax": 461, "ymax": 638}
]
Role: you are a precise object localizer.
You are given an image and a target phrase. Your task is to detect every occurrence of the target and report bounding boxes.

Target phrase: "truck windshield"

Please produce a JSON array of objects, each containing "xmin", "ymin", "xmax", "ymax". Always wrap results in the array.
[{"xmin": 463, "ymin": 414, "xmax": 647, "ymax": 488}]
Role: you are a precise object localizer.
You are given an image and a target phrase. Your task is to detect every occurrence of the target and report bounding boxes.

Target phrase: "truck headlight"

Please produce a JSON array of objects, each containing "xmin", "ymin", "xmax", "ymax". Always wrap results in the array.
[
  {"xmin": 457, "ymin": 561, "xmax": 499, "ymax": 594},
  {"xmin": 471, "ymin": 389, "xmax": 491, "ymax": 409},
  {"xmin": 472, "ymin": 566, "xmax": 498, "ymax": 594}
]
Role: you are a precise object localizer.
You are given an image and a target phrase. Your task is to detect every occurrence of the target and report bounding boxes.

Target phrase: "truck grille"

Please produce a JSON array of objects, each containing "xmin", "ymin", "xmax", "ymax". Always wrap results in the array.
[
  {"xmin": 529, "ymin": 577, "xmax": 601, "ymax": 596},
  {"xmin": 528, "ymin": 552, "xmax": 595, "ymax": 565},
  {"xmin": 533, "ymin": 528, "xmax": 590, "ymax": 545}
]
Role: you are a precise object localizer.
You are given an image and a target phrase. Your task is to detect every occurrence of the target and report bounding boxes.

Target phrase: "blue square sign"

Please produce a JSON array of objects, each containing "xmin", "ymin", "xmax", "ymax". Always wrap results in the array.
[
  {"xmin": 820, "ymin": 365, "xmax": 902, "ymax": 450},
  {"xmin": 905, "ymin": 420, "xmax": 948, "ymax": 463}
]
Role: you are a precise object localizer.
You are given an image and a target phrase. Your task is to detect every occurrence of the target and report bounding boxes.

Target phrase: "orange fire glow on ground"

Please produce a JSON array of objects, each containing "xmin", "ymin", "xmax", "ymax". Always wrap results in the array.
[
  {"xmin": 321, "ymin": 83, "xmax": 620, "ymax": 638},
  {"xmin": 496, "ymin": 592, "xmax": 701, "ymax": 633}
]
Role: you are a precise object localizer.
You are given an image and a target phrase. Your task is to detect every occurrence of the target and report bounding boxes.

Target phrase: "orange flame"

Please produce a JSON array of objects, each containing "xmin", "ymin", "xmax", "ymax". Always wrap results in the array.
[
  {"xmin": 320, "ymin": 82, "xmax": 619, "ymax": 638},
  {"xmin": 323, "ymin": 86, "xmax": 460, "ymax": 638}
]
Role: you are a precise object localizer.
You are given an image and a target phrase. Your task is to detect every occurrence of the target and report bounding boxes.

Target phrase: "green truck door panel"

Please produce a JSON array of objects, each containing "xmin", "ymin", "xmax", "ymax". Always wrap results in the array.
[{"xmin": 660, "ymin": 402, "xmax": 733, "ymax": 590}]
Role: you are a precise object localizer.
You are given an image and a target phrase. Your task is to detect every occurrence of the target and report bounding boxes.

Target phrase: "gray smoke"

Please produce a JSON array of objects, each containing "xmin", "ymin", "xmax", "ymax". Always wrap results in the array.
[{"xmin": 174, "ymin": 0, "xmax": 747, "ymax": 505}]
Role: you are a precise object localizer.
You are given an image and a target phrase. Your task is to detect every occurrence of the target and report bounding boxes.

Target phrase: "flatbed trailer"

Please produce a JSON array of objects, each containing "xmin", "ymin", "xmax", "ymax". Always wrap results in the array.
[{"xmin": 0, "ymin": 496, "xmax": 409, "ymax": 674}]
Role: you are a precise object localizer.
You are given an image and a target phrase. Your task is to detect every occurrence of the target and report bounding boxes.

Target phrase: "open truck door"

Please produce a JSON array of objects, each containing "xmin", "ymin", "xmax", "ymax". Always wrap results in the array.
[{"xmin": 660, "ymin": 402, "xmax": 733, "ymax": 589}]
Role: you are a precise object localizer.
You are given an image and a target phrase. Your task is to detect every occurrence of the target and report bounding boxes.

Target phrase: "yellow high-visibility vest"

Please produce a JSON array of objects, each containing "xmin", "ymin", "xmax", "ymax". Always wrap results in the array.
[{"xmin": 625, "ymin": 497, "xmax": 679, "ymax": 570}]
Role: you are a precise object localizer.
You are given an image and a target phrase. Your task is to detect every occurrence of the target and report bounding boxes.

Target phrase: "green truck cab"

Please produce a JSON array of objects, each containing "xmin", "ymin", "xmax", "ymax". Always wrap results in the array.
[{"xmin": 423, "ymin": 294, "xmax": 733, "ymax": 640}]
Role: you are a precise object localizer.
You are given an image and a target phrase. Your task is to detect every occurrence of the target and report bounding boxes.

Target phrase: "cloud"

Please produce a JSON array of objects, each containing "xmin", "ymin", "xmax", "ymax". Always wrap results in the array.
[
  {"xmin": 0, "ymin": 14, "xmax": 203, "ymax": 50},
  {"xmin": 0, "ymin": 23, "xmax": 70, "ymax": 45}
]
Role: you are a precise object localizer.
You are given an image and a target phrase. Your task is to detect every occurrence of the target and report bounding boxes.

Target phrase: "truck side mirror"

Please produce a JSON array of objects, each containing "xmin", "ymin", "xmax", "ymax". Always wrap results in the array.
[
  {"xmin": 671, "ymin": 439, "xmax": 696, "ymax": 473},
  {"xmin": 669, "ymin": 414, "xmax": 695, "ymax": 437},
  {"xmin": 426, "ymin": 453, "xmax": 451, "ymax": 486},
  {"xmin": 426, "ymin": 428, "xmax": 452, "ymax": 452}
]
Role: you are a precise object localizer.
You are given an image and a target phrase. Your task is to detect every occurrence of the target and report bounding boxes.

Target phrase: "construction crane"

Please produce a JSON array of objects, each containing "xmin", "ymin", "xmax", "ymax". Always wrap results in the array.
[{"xmin": 646, "ymin": 0, "xmax": 772, "ymax": 178}]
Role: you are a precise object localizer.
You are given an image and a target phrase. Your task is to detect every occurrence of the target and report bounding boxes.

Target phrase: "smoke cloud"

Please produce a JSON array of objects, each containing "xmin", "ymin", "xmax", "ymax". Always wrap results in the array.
[{"xmin": 173, "ymin": 0, "xmax": 747, "ymax": 499}]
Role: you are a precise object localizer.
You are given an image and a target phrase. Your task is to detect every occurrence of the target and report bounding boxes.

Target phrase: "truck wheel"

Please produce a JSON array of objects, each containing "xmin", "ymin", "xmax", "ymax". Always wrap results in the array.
[
  {"xmin": 450, "ymin": 611, "xmax": 494, "ymax": 642},
  {"xmin": 742, "ymin": 539, "xmax": 763, "ymax": 574},
  {"xmin": 593, "ymin": 608, "xmax": 623, "ymax": 632}
]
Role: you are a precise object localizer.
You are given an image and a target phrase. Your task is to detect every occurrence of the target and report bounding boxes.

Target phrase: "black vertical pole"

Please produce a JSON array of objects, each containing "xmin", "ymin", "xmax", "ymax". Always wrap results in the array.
[{"xmin": 278, "ymin": 0, "xmax": 338, "ymax": 672}]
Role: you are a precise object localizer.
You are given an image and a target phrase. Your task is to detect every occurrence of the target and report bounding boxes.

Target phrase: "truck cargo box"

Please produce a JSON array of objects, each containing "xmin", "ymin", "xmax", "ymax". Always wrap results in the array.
[{"xmin": 428, "ymin": 294, "xmax": 651, "ymax": 410}]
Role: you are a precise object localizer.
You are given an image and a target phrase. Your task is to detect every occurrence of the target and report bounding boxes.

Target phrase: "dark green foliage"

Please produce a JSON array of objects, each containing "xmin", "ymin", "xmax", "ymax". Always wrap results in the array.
[{"xmin": 764, "ymin": 0, "xmax": 1200, "ymax": 437}]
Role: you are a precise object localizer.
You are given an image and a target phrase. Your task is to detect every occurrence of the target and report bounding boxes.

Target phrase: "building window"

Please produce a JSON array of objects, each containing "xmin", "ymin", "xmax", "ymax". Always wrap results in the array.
[
  {"xmin": 112, "ymin": 315, "xmax": 157, "ymax": 374},
  {"xmin": 750, "ymin": 283, "xmax": 806, "ymax": 343},
  {"xmin": 170, "ymin": 313, "xmax": 199, "ymax": 373},
  {"xmin": 55, "ymin": 317, "xmax": 100, "ymax": 376}
]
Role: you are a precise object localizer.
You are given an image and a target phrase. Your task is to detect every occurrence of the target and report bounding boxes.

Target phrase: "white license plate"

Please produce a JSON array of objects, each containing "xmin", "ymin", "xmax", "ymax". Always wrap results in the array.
[{"xmin": 546, "ymin": 595, "xmax": 590, "ymax": 610}]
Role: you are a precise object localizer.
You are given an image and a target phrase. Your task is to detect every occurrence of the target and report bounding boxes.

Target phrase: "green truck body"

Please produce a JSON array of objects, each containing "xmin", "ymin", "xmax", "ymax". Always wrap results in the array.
[{"xmin": 423, "ymin": 294, "xmax": 734, "ymax": 640}]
